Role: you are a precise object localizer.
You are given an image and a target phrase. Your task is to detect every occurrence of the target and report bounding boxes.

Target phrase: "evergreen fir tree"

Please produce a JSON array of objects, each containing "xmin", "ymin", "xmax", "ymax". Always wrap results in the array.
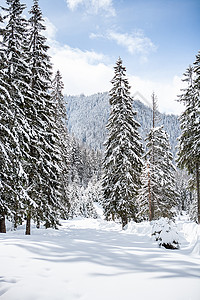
[
  {"xmin": 155, "ymin": 128, "xmax": 178, "ymax": 218},
  {"xmin": 68, "ymin": 172, "xmax": 81, "ymax": 218},
  {"xmin": 138, "ymin": 94, "xmax": 178, "ymax": 221},
  {"xmin": 136, "ymin": 161, "xmax": 156, "ymax": 221},
  {"xmin": 147, "ymin": 92, "xmax": 160, "ymax": 220},
  {"xmin": 193, "ymin": 51, "xmax": 200, "ymax": 223},
  {"xmin": 0, "ymin": 26, "xmax": 14, "ymax": 233},
  {"xmin": 177, "ymin": 59, "xmax": 200, "ymax": 223},
  {"xmin": 102, "ymin": 58, "xmax": 143, "ymax": 229},
  {"xmin": 25, "ymin": 0, "xmax": 65, "ymax": 232},
  {"xmin": 51, "ymin": 70, "xmax": 70, "ymax": 218},
  {"xmin": 175, "ymin": 169, "xmax": 191, "ymax": 213},
  {"xmin": 69, "ymin": 136, "xmax": 84, "ymax": 185},
  {"xmin": 0, "ymin": 0, "xmax": 31, "ymax": 230},
  {"xmin": 138, "ymin": 126, "xmax": 178, "ymax": 220}
]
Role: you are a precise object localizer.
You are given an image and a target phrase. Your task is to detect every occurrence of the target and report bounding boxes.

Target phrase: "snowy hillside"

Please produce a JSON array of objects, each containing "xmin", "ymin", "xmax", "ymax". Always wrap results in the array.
[
  {"xmin": 66, "ymin": 92, "xmax": 180, "ymax": 157},
  {"xmin": 0, "ymin": 215, "xmax": 199, "ymax": 300}
]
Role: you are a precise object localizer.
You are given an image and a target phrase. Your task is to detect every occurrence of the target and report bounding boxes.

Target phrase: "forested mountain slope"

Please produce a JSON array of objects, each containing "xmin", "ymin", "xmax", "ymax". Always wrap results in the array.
[{"xmin": 66, "ymin": 92, "xmax": 180, "ymax": 158}]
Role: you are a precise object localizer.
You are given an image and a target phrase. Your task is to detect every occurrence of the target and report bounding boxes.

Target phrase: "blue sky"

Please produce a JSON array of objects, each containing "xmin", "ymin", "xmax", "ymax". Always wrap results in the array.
[{"xmin": 2, "ymin": 0, "xmax": 200, "ymax": 114}]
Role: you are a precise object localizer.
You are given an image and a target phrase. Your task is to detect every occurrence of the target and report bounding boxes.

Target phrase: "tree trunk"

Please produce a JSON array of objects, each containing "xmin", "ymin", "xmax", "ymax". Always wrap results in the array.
[
  {"xmin": 36, "ymin": 217, "xmax": 40, "ymax": 229},
  {"xmin": 111, "ymin": 212, "xmax": 115, "ymax": 221},
  {"xmin": 25, "ymin": 213, "xmax": 31, "ymax": 235},
  {"xmin": 121, "ymin": 215, "xmax": 128, "ymax": 230},
  {"xmin": 0, "ymin": 215, "xmax": 6, "ymax": 233},
  {"xmin": 196, "ymin": 163, "xmax": 200, "ymax": 224},
  {"xmin": 45, "ymin": 221, "xmax": 51, "ymax": 229},
  {"xmin": 147, "ymin": 163, "xmax": 152, "ymax": 221}
]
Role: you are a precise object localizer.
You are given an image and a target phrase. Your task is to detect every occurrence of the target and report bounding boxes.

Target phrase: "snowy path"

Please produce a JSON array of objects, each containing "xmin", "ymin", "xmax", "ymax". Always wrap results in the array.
[{"xmin": 0, "ymin": 218, "xmax": 200, "ymax": 300}]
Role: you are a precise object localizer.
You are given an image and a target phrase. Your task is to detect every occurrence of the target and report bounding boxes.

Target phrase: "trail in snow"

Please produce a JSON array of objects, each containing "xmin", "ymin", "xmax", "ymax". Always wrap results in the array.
[{"xmin": 0, "ymin": 217, "xmax": 199, "ymax": 300}]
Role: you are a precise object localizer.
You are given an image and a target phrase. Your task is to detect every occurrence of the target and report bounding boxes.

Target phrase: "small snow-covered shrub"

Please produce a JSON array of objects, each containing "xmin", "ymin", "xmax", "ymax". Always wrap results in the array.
[{"xmin": 152, "ymin": 217, "xmax": 180, "ymax": 249}]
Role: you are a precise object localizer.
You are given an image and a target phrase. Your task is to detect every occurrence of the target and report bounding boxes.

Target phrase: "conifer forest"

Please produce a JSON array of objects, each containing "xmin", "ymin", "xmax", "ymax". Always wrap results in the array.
[{"xmin": 0, "ymin": 1, "xmax": 200, "ymax": 300}]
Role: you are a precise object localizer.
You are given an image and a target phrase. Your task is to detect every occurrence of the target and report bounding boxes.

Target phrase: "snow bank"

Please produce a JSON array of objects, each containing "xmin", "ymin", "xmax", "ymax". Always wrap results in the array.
[
  {"xmin": 180, "ymin": 221, "xmax": 200, "ymax": 255},
  {"xmin": 181, "ymin": 222, "xmax": 200, "ymax": 243},
  {"xmin": 192, "ymin": 239, "xmax": 200, "ymax": 256},
  {"xmin": 125, "ymin": 221, "xmax": 152, "ymax": 236}
]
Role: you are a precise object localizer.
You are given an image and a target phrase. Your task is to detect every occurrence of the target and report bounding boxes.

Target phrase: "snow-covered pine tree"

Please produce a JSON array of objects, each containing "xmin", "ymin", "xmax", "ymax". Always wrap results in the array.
[
  {"xmin": 175, "ymin": 169, "xmax": 192, "ymax": 213},
  {"xmin": 156, "ymin": 128, "xmax": 178, "ymax": 218},
  {"xmin": 102, "ymin": 58, "xmax": 143, "ymax": 229},
  {"xmin": 0, "ymin": 20, "xmax": 14, "ymax": 233},
  {"xmin": 69, "ymin": 136, "xmax": 85, "ymax": 185},
  {"xmin": 152, "ymin": 92, "xmax": 161, "ymax": 128},
  {"xmin": 177, "ymin": 58, "xmax": 200, "ymax": 223},
  {"xmin": 0, "ymin": 0, "xmax": 33, "ymax": 230},
  {"xmin": 69, "ymin": 136, "xmax": 90, "ymax": 187},
  {"xmin": 137, "ymin": 93, "xmax": 160, "ymax": 221},
  {"xmin": 51, "ymin": 70, "xmax": 70, "ymax": 218},
  {"xmin": 136, "ymin": 160, "xmax": 157, "ymax": 221},
  {"xmin": 138, "ymin": 94, "xmax": 178, "ymax": 221},
  {"xmin": 25, "ymin": 0, "xmax": 65, "ymax": 232},
  {"xmin": 193, "ymin": 52, "xmax": 200, "ymax": 223},
  {"xmin": 142, "ymin": 126, "xmax": 178, "ymax": 220},
  {"xmin": 68, "ymin": 171, "xmax": 82, "ymax": 218}
]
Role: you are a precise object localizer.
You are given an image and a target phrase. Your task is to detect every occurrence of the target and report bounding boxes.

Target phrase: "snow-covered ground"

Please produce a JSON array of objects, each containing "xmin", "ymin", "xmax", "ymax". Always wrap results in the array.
[{"xmin": 0, "ymin": 214, "xmax": 200, "ymax": 300}]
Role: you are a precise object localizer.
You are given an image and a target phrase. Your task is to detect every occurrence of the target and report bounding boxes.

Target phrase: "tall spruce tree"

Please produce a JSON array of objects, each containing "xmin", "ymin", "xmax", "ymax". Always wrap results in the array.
[
  {"xmin": 0, "ymin": 0, "xmax": 32, "ymax": 231},
  {"xmin": 177, "ymin": 57, "xmax": 200, "ymax": 223},
  {"xmin": 138, "ymin": 95, "xmax": 177, "ymax": 221},
  {"xmin": 137, "ymin": 93, "xmax": 160, "ymax": 221},
  {"xmin": 0, "ymin": 22, "xmax": 14, "ymax": 233},
  {"xmin": 24, "ymin": 0, "xmax": 65, "ymax": 233},
  {"xmin": 138, "ymin": 126, "xmax": 178, "ymax": 220},
  {"xmin": 69, "ymin": 136, "xmax": 84, "ymax": 185},
  {"xmin": 193, "ymin": 51, "xmax": 200, "ymax": 223},
  {"xmin": 51, "ymin": 70, "xmax": 70, "ymax": 218},
  {"xmin": 102, "ymin": 58, "xmax": 143, "ymax": 229},
  {"xmin": 148, "ymin": 93, "xmax": 160, "ymax": 220}
]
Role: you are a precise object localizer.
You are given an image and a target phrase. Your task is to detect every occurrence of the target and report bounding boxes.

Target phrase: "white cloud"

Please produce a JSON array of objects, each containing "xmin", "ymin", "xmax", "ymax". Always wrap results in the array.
[
  {"xmin": 45, "ymin": 19, "xmax": 183, "ymax": 115},
  {"xmin": 90, "ymin": 30, "xmax": 156, "ymax": 61},
  {"xmin": 89, "ymin": 32, "xmax": 103, "ymax": 39},
  {"xmin": 66, "ymin": 0, "xmax": 83, "ymax": 11},
  {"xmin": 108, "ymin": 30, "xmax": 156, "ymax": 55},
  {"xmin": 66, "ymin": 0, "xmax": 116, "ymax": 16},
  {"xmin": 44, "ymin": 17, "xmax": 113, "ymax": 95},
  {"xmin": 49, "ymin": 42, "xmax": 113, "ymax": 95}
]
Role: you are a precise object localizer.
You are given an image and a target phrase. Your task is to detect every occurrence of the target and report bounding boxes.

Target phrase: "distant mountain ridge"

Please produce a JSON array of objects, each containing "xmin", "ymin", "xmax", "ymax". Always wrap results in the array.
[{"xmin": 65, "ymin": 92, "xmax": 180, "ymax": 158}]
